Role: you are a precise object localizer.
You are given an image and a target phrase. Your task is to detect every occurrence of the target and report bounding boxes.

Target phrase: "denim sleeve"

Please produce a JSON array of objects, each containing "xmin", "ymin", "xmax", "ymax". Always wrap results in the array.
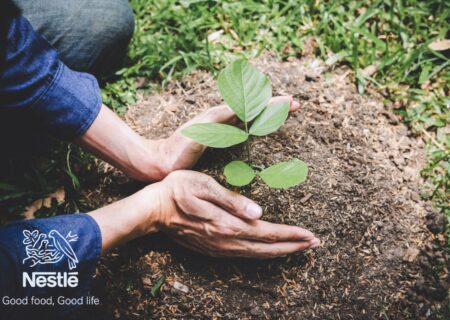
[
  {"xmin": 0, "ymin": 213, "xmax": 102, "ymax": 318},
  {"xmin": 0, "ymin": 13, "xmax": 102, "ymax": 140}
]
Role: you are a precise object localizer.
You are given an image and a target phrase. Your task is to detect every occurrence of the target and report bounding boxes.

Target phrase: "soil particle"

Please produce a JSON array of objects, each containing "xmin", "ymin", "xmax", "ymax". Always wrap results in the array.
[{"xmin": 86, "ymin": 53, "xmax": 448, "ymax": 319}]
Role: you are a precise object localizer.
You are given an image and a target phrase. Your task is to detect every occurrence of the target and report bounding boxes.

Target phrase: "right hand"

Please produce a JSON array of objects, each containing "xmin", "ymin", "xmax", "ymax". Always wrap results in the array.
[{"xmin": 155, "ymin": 170, "xmax": 320, "ymax": 258}]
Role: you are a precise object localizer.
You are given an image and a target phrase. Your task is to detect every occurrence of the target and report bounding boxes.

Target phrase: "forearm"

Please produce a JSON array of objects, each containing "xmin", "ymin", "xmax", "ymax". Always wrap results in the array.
[
  {"xmin": 88, "ymin": 182, "xmax": 164, "ymax": 253},
  {"xmin": 74, "ymin": 105, "xmax": 167, "ymax": 181}
]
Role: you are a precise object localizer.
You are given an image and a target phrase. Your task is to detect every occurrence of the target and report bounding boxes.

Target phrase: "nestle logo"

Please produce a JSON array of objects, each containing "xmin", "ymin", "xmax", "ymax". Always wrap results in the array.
[{"xmin": 22, "ymin": 272, "xmax": 79, "ymax": 288}]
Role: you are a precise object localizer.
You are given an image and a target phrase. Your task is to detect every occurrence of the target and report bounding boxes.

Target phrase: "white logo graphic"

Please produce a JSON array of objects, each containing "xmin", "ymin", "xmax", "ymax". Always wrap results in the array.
[{"xmin": 22, "ymin": 229, "xmax": 79, "ymax": 270}]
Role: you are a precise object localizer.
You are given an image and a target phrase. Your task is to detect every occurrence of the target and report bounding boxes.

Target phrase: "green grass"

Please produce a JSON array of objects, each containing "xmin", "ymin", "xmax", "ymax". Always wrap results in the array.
[
  {"xmin": 1, "ymin": 0, "xmax": 449, "ymax": 235},
  {"xmin": 0, "ymin": 140, "xmax": 99, "ymax": 223}
]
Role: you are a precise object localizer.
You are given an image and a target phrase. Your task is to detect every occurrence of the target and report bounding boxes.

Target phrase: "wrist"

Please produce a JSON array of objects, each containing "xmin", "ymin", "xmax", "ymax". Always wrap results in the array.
[
  {"xmin": 136, "ymin": 182, "xmax": 167, "ymax": 235},
  {"xmin": 88, "ymin": 182, "xmax": 166, "ymax": 252},
  {"xmin": 126, "ymin": 137, "xmax": 168, "ymax": 182}
]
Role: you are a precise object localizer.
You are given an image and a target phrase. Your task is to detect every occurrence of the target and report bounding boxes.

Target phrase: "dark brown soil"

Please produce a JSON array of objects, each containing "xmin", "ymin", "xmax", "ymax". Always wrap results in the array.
[{"xmin": 86, "ymin": 53, "xmax": 448, "ymax": 319}]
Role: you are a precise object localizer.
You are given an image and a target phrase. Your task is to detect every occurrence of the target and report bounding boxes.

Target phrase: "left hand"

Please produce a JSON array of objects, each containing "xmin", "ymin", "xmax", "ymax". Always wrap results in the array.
[
  {"xmin": 76, "ymin": 97, "xmax": 299, "ymax": 182},
  {"xmin": 157, "ymin": 95, "xmax": 300, "ymax": 175}
]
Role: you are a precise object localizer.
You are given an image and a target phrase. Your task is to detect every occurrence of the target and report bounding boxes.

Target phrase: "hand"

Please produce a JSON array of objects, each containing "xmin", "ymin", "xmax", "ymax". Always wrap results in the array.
[
  {"xmin": 89, "ymin": 170, "xmax": 319, "ymax": 257},
  {"xmin": 77, "ymin": 97, "xmax": 299, "ymax": 183},
  {"xmin": 158, "ymin": 96, "xmax": 301, "ymax": 175},
  {"xmin": 154, "ymin": 170, "xmax": 320, "ymax": 258}
]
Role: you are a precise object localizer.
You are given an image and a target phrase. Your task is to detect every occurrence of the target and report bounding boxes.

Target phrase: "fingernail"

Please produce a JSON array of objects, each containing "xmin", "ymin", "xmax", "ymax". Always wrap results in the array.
[
  {"xmin": 245, "ymin": 203, "xmax": 262, "ymax": 219},
  {"xmin": 309, "ymin": 238, "xmax": 321, "ymax": 249}
]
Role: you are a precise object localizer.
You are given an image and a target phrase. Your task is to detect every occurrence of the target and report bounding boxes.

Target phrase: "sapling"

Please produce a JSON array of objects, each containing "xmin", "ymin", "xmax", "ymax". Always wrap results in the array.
[{"xmin": 182, "ymin": 59, "xmax": 308, "ymax": 189}]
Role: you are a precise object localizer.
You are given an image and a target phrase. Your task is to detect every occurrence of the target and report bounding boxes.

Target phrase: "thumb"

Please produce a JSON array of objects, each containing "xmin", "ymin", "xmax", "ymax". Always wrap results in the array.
[
  {"xmin": 197, "ymin": 176, "xmax": 262, "ymax": 220},
  {"xmin": 180, "ymin": 105, "xmax": 236, "ymax": 130},
  {"xmin": 269, "ymin": 96, "xmax": 300, "ymax": 112}
]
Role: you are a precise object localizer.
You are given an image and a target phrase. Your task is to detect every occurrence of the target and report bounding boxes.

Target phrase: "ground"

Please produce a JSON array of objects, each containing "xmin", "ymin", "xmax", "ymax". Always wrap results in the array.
[{"xmin": 79, "ymin": 54, "xmax": 448, "ymax": 319}]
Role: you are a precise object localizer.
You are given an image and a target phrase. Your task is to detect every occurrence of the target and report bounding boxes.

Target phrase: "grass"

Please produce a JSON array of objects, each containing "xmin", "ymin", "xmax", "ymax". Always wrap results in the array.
[{"xmin": 1, "ymin": 0, "xmax": 448, "ymax": 238}]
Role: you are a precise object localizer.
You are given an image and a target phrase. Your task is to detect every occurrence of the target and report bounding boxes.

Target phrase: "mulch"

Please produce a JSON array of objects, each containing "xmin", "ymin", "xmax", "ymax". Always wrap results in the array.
[{"xmin": 84, "ymin": 53, "xmax": 448, "ymax": 319}]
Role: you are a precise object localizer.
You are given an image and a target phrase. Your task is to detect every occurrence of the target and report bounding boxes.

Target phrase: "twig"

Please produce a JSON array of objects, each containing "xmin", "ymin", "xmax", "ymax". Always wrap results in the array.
[{"xmin": 420, "ymin": 128, "xmax": 446, "ymax": 152}]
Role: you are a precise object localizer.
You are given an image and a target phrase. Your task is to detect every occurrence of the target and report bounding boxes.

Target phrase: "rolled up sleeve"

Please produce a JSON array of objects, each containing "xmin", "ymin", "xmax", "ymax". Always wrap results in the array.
[{"xmin": 0, "ymin": 13, "xmax": 101, "ymax": 140}]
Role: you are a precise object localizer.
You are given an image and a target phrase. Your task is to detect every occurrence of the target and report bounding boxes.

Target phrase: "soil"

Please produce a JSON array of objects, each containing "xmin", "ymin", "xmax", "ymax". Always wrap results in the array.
[{"xmin": 84, "ymin": 53, "xmax": 448, "ymax": 319}]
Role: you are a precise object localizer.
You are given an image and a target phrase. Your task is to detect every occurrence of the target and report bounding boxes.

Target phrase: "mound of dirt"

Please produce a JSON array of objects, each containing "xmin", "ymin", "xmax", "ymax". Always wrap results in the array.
[{"xmin": 88, "ymin": 53, "xmax": 448, "ymax": 319}]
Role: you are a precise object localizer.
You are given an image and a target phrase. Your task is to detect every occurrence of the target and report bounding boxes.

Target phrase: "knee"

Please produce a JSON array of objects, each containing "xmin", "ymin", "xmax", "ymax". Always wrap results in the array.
[
  {"xmin": 89, "ymin": 0, "xmax": 135, "ymax": 73},
  {"xmin": 96, "ymin": 0, "xmax": 135, "ymax": 50},
  {"xmin": 15, "ymin": 0, "xmax": 135, "ymax": 73}
]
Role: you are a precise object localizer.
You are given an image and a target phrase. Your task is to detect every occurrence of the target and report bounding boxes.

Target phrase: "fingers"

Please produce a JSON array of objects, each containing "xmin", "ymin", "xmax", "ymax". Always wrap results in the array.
[
  {"xmin": 215, "ymin": 213, "xmax": 317, "ymax": 243},
  {"xmin": 179, "ymin": 105, "xmax": 236, "ymax": 130},
  {"xmin": 200, "ymin": 105, "xmax": 236, "ymax": 123},
  {"xmin": 165, "ymin": 171, "xmax": 321, "ymax": 259},
  {"xmin": 170, "ymin": 231, "xmax": 319, "ymax": 259},
  {"xmin": 195, "ymin": 176, "xmax": 262, "ymax": 220},
  {"xmin": 181, "ymin": 95, "xmax": 299, "ymax": 131},
  {"xmin": 175, "ymin": 196, "xmax": 223, "ymax": 222},
  {"xmin": 186, "ymin": 186, "xmax": 317, "ymax": 244},
  {"xmin": 242, "ymin": 220, "xmax": 316, "ymax": 243},
  {"xmin": 269, "ymin": 96, "xmax": 300, "ymax": 112},
  {"xmin": 187, "ymin": 96, "xmax": 299, "ymax": 128},
  {"xmin": 188, "ymin": 198, "xmax": 319, "ymax": 248},
  {"xmin": 242, "ymin": 239, "xmax": 318, "ymax": 258},
  {"xmin": 180, "ymin": 196, "xmax": 315, "ymax": 243}
]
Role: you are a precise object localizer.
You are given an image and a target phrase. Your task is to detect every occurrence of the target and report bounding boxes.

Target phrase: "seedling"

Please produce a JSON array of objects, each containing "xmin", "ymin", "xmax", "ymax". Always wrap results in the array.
[{"xmin": 182, "ymin": 59, "xmax": 308, "ymax": 188}]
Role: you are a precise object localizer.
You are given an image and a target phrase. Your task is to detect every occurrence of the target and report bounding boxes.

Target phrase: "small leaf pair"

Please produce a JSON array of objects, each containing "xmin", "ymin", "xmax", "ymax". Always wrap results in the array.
[{"xmin": 224, "ymin": 160, "xmax": 308, "ymax": 189}]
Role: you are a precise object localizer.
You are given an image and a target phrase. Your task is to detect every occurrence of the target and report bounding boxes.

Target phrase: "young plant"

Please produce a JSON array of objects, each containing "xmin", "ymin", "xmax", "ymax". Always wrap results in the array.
[{"xmin": 182, "ymin": 59, "xmax": 308, "ymax": 189}]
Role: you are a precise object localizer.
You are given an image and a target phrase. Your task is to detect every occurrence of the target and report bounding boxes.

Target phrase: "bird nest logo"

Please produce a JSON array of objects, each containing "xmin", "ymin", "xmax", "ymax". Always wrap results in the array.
[{"xmin": 22, "ymin": 229, "xmax": 79, "ymax": 270}]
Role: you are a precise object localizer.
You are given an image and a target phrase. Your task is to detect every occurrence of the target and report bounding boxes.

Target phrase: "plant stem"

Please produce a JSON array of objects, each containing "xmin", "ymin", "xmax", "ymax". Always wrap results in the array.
[{"xmin": 244, "ymin": 122, "xmax": 251, "ymax": 163}]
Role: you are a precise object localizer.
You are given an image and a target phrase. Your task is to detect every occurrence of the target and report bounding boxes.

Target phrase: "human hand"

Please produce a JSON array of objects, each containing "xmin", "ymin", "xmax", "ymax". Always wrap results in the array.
[
  {"xmin": 153, "ymin": 170, "xmax": 319, "ymax": 258},
  {"xmin": 77, "ymin": 97, "xmax": 299, "ymax": 184},
  {"xmin": 157, "ymin": 96, "xmax": 300, "ymax": 176}
]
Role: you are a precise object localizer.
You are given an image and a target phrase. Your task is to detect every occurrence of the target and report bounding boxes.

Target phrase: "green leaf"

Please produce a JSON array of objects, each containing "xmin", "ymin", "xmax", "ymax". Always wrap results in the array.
[
  {"xmin": 181, "ymin": 123, "xmax": 248, "ymax": 148},
  {"xmin": 218, "ymin": 59, "xmax": 272, "ymax": 122},
  {"xmin": 224, "ymin": 161, "xmax": 256, "ymax": 187},
  {"xmin": 0, "ymin": 191, "xmax": 31, "ymax": 202},
  {"xmin": 419, "ymin": 64, "xmax": 432, "ymax": 84},
  {"xmin": 259, "ymin": 159, "xmax": 308, "ymax": 189},
  {"xmin": 249, "ymin": 101, "xmax": 289, "ymax": 136},
  {"xmin": 151, "ymin": 275, "xmax": 166, "ymax": 297},
  {"xmin": 0, "ymin": 182, "xmax": 20, "ymax": 192}
]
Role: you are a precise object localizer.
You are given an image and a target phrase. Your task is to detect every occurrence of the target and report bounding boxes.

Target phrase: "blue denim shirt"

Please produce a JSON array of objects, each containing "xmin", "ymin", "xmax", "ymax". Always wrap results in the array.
[
  {"xmin": 0, "ymin": 11, "xmax": 101, "ymax": 139},
  {"xmin": 0, "ymin": 5, "xmax": 103, "ymax": 318}
]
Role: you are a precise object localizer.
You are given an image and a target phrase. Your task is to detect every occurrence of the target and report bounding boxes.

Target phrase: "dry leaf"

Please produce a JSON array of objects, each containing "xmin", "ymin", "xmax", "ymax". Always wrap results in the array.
[
  {"xmin": 305, "ymin": 58, "xmax": 324, "ymax": 81},
  {"xmin": 361, "ymin": 64, "xmax": 378, "ymax": 77},
  {"xmin": 49, "ymin": 186, "xmax": 65, "ymax": 203},
  {"xmin": 23, "ymin": 199, "xmax": 45, "ymax": 220},
  {"xmin": 428, "ymin": 39, "xmax": 450, "ymax": 51},
  {"xmin": 162, "ymin": 96, "xmax": 179, "ymax": 112},
  {"xmin": 173, "ymin": 281, "xmax": 189, "ymax": 293},
  {"xmin": 207, "ymin": 30, "xmax": 224, "ymax": 43},
  {"xmin": 141, "ymin": 277, "xmax": 152, "ymax": 289},
  {"xmin": 403, "ymin": 247, "xmax": 420, "ymax": 262},
  {"xmin": 136, "ymin": 77, "xmax": 149, "ymax": 89},
  {"xmin": 22, "ymin": 186, "xmax": 65, "ymax": 220},
  {"xmin": 229, "ymin": 29, "xmax": 239, "ymax": 41},
  {"xmin": 43, "ymin": 197, "xmax": 52, "ymax": 208}
]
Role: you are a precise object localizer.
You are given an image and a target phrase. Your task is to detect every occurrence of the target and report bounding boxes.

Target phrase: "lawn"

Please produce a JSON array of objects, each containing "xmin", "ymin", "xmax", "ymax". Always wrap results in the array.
[{"xmin": 1, "ymin": 0, "xmax": 449, "ymax": 250}]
